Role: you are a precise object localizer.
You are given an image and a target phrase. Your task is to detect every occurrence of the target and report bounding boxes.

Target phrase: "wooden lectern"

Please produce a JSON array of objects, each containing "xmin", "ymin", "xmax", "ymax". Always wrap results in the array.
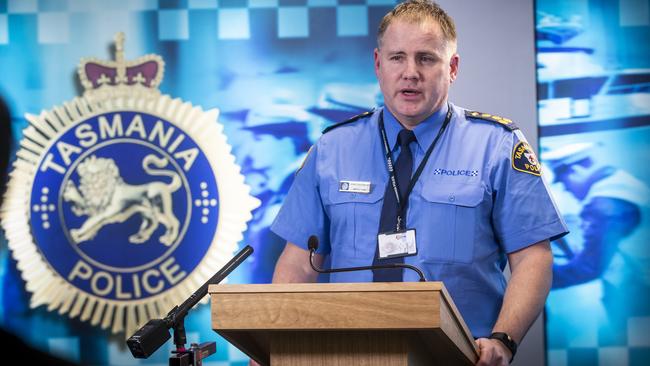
[{"xmin": 209, "ymin": 282, "xmax": 479, "ymax": 366}]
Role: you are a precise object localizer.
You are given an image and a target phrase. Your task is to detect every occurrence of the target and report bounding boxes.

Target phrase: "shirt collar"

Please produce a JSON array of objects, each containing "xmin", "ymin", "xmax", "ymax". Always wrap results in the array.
[{"xmin": 382, "ymin": 103, "xmax": 449, "ymax": 153}]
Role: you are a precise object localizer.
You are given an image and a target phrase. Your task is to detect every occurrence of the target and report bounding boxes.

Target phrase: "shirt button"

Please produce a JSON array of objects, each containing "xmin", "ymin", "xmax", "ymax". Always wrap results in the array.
[{"xmin": 449, "ymin": 194, "xmax": 455, "ymax": 202}]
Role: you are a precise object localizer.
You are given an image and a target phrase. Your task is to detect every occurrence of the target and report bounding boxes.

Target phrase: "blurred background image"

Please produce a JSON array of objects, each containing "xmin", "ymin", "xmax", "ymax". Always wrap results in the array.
[{"xmin": 537, "ymin": 0, "xmax": 650, "ymax": 365}]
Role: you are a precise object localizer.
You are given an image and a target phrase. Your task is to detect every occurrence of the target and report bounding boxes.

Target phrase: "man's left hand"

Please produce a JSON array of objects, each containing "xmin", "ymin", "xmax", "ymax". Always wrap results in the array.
[{"xmin": 475, "ymin": 337, "xmax": 511, "ymax": 366}]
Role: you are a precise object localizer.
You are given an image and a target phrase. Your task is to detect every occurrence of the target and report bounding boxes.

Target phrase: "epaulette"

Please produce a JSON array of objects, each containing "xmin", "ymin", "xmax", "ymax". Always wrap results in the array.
[
  {"xmin": 322, "ymin": 110, "xmax": 373, "ymax": 134},
  {"xmin": 465, "ymin": 110, "xmax": 519, "ymax": 131}
]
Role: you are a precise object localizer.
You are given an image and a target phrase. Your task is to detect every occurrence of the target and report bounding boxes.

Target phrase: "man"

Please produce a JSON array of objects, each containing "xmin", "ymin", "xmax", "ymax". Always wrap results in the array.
[
  {"xmin": 543, "ymin": 142, "xmax": 649, "ymax": 290},
  {"xmin": 270, "ymin": 1, "xmax": 568, "ymax": 365},
  {"xmin": 238, "ymin": 102, "xmax": 315, "ymax": 283},
  {"xmin": 543, "ymin": 143, "xmax": 649, "ymax": 344}
]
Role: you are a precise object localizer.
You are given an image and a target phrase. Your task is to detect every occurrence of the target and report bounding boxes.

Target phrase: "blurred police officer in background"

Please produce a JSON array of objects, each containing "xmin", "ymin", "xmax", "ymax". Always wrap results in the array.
[
  {"xmin": 544, "ymin": 142, "xmax": 649, "ymax": 290},
  {"xmin": 544, "ymin": 142, "xmax": 650, "ymax": 344}
]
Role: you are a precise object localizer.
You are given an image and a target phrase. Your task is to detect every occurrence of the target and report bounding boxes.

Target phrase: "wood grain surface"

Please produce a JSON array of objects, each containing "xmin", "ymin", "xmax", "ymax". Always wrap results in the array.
[{"xmin": 209, "ymin": 282, "xmax": 478, "ymax": 365}]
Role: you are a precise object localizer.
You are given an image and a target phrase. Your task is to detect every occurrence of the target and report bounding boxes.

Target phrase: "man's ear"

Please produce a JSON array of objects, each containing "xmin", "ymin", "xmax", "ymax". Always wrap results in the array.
[
  {"xmin": 449, "ymin": 53, "xmax": 460, "ymax": 83},
  {"xmin": 374, "ymin": 48, "xmax": 381, "ymax": 77}
]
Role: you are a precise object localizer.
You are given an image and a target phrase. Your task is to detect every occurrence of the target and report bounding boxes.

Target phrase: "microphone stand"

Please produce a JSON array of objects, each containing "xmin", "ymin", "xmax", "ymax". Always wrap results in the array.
[{"xmin": 127, "ymin": 245, "xmax": 254, "ymax": 365}]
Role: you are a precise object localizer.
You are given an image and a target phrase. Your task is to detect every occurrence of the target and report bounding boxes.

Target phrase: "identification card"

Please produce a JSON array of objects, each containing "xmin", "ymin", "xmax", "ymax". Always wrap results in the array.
[
  {"xmin": 339, "ymin": 180, "xmax": 371, "ymax": 194},
  {"xmin": 377, "ymin": 229, "xmax": 417, "ymax": 259}
]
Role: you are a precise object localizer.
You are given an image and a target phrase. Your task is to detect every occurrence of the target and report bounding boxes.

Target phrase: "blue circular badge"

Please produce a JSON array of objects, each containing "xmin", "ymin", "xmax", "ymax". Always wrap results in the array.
[{"xmin": 30, "ymin": 111, "xmax": 219, "ymax": 301}]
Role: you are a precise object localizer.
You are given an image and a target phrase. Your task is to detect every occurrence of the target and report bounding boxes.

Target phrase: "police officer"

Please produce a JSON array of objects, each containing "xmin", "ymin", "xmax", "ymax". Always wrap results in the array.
[
  {"xmin": 270, "ymin": 1, "xmax": 568, "ymax": 365},
  {"xmin": 543, "ymin": 142, "xmax": 649, "ymax": 345},
  {"xmin": 238, "ymin": 102, "xmax": 316, "ymax": 283},
  {"xmin": 543, "ymin": 142, "xmax": 649, "ymax": 290}
]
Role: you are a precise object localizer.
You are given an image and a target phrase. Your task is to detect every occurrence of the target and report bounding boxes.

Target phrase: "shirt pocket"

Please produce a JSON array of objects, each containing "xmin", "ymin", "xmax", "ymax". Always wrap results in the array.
[
  {"xmin": 324, "ymin": 180, "xmax": 384, "ymax": 259},
  {"xmin": 418, "ymin": 183, "xmax": 485, "ymax": 263}
]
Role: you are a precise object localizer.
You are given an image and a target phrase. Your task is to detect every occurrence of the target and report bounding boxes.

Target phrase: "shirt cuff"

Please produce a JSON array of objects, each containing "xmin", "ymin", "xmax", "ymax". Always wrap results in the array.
[{"xmin": 499, "ymin": 218, "xmax": 569, "ymax": 253}]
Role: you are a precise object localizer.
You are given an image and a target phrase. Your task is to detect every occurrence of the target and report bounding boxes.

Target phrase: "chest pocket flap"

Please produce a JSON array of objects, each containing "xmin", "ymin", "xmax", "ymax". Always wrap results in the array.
[{"xmin": 420, "ymin": 182, "xmax": 485, "ymax": 207}]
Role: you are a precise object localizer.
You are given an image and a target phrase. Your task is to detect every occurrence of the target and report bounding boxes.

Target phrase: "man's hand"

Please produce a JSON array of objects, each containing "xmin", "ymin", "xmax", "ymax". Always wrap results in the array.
[{"xmin": 476, "ymin": 337, "xmax": 511, "ymax": 366}]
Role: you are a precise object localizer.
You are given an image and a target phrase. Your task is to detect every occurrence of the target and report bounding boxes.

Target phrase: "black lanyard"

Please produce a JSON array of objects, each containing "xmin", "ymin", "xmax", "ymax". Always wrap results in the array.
[{"xmin": 378, "ymin": 104, "xmax": 453, "ymax": 231}]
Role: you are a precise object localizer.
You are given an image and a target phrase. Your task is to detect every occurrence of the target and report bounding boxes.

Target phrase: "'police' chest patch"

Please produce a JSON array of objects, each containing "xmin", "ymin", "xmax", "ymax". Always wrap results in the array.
[{"xmin": 512, "ymin": 141, "xmax": 541, "ymax": 176}]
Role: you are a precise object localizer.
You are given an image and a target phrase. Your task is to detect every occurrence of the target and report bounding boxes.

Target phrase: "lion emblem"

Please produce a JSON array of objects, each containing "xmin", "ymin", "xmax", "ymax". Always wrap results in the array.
[{"xmin": 63, "ymin": 154, "xmax": 182, "ymax": 246}]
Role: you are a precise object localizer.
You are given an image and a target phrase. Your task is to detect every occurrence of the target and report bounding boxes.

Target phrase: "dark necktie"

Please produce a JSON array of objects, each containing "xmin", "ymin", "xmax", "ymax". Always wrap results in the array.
[{"xmin": 373, "ymin": 129, "xmax": 416, "ymax": 282}]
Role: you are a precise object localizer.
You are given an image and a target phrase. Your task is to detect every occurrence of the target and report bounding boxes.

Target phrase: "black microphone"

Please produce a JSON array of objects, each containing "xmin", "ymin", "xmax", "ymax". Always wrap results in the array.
[
  {"xmin": 307, "ymin": 235, "xmax": 320, "ymax": 252},
  {"xmin": 307, "ymin": 235, "xmax": 426, "ymax": 282},
  {"xmin": 126, "ymin": 245, "xmax": 254, "ymax": 359}
]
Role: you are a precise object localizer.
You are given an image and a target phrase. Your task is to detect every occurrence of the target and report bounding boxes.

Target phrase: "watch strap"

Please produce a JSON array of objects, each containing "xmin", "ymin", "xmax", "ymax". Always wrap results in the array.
[{"xmin": 489, "ymin": 332, "xmax": 517, "ymax": 363}]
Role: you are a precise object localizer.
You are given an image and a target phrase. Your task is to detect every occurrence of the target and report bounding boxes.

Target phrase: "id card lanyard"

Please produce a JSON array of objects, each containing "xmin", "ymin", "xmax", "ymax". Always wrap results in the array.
[{"xmin": 378, "ymin": 104, "xmax": 453, "ymax": 231}]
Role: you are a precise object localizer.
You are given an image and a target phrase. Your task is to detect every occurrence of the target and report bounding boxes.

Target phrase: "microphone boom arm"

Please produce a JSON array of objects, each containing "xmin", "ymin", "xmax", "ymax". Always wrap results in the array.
[
  {"xmin": 309, "ymin": 249, "xmax": 426, "ymax": 282},
  {"xmin": 164, "ymin": 245, "xmax": 254, "ymax": 327}
]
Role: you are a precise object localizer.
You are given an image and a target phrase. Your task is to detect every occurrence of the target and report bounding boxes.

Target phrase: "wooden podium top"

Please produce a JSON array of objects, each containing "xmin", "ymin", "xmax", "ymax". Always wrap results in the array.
[{"xmin": 209, "ymin": 282, "xmax": 479, "ymax": 365}]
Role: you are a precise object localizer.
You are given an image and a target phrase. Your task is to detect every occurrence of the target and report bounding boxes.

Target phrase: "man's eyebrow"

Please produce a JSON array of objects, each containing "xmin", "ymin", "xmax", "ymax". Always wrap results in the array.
[{"xmin": 416, "ymin": 51, "xmax": 440, "ymax": 57}]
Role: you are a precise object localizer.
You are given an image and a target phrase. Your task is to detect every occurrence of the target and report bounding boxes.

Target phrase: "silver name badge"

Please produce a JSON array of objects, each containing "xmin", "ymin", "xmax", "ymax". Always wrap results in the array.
[
  {"xmin": 377, "ymin": 229, "xmax": 417, "ymax": 259},
  {"xmin": 339, "ymin": 180, "xmax": 371, "ymax": 194}
]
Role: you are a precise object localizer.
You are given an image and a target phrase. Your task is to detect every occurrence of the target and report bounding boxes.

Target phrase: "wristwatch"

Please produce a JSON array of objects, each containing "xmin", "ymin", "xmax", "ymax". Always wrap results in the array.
[{"xmin": 489, "ymin": 332, "xmax": 517, "ymax": 363}]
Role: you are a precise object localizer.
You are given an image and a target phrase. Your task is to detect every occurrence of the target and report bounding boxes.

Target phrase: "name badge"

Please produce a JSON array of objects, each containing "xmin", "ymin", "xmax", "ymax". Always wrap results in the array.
[
  {"xmin": 377, "ymin": 229, "xmax": 417, "ymax": 259},
  {"xmin": 339, "ymin": 180, "xmax": 371, "ymax": 194}
]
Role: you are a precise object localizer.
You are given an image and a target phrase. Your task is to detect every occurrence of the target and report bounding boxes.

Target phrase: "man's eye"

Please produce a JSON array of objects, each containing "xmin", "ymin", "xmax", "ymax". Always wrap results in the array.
[{"xmin": 390, "ymin": 55, "xmax": 403, "ymax": 61}]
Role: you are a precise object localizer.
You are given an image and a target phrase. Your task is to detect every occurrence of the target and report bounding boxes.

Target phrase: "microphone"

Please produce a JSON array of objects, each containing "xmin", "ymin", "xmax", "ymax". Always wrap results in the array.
[
  {"xmin": 307, "ymin": 235, "xmax": 426, "ymax": 282},
  {"xmin": 307, "ymin": 235, "xmax": 320, "ymax": 252},
  {"xmin": 126, "ymin": 245, "xmax": 254, "ymax": 359}
]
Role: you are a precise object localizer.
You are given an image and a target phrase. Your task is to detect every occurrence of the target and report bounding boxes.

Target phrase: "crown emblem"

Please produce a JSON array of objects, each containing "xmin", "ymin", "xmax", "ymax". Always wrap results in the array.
[{"xmin": 77, "ymin": 32, "xmax": 164, "ymax": 99}]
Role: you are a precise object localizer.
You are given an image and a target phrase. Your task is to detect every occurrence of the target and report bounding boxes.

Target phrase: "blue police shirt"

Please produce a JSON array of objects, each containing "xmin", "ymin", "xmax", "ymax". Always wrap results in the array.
[{"xmin": 271, "ymin": 103, "xmax": 568, "ymax": 337}]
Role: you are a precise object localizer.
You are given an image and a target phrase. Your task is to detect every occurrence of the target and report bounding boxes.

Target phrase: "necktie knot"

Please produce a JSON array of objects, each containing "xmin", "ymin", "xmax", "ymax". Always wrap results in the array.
[{"xmin": 397, "ymin": 129, "xmax": 416, "ymax": 149}]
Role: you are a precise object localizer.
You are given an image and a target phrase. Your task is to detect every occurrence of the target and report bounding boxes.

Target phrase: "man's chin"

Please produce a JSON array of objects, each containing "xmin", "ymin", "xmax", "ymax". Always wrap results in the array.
[{"xmin": 394, "ymin": 107, "xmax": 426, "ymax": 121}]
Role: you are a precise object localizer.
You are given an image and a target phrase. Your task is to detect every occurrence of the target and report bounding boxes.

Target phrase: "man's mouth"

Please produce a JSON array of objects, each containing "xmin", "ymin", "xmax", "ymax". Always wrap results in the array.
[{"xmin": 400, "ymin": 88, "xmax": 421, "ymax": 97}]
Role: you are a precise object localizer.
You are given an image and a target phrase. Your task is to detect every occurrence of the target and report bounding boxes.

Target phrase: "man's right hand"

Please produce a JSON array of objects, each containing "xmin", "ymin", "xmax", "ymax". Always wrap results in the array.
[{"xmin": 475, "ymin": 337, "xmax": 511, "ymax": 366}]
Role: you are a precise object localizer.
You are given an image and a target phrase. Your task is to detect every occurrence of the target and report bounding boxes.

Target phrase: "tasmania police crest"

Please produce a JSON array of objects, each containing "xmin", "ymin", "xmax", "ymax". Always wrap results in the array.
[{"xmin": 0, "ymin": 33, "xmax": 259, "ymax": 336}]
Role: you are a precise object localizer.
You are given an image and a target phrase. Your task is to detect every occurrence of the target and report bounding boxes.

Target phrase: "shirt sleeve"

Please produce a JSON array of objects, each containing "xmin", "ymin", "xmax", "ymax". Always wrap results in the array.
[
  {"xmin": 489, "ymin": 130, "xmax": 568, "ymax": 253},
  {"xmin": 270, "ymin": 143, "xmax": 331, "ymax": 255}
]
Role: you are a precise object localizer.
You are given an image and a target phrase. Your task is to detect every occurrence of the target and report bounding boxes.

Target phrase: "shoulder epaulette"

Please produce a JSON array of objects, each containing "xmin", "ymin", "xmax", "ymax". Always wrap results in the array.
[
  {"xmin": 322, "ymin": 111, "xmax": 373, "ymax": 134},
  {"xmin": 465, "ymin": 110, "xmax": 519, "ymax": 131}
]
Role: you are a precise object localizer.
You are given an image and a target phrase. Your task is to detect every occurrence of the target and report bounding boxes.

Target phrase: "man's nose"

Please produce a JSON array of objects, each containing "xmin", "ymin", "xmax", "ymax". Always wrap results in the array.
[{"xmin": 402, "ymin": 58, "xmax": 419, "ymax": 80}]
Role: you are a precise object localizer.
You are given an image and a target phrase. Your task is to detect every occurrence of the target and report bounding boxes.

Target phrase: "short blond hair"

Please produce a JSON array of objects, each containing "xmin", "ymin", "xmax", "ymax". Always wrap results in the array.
[{"xmin": 377, "ymin": 0, "xmax": 457, "ymax": 49}]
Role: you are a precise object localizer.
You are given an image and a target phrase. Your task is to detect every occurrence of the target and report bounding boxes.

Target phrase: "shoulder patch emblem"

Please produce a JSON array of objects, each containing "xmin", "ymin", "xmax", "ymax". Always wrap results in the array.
[
  {"xmin": 465, "ymin": 110, "xmax": 518, "ymax": 131},
  {"xmin": 512, "ymin": 141, "xmax": 542, "ymax": 176},
  {"xmin": 322, "ymin": 110, "xmax": 372, "ymax": 134}
]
